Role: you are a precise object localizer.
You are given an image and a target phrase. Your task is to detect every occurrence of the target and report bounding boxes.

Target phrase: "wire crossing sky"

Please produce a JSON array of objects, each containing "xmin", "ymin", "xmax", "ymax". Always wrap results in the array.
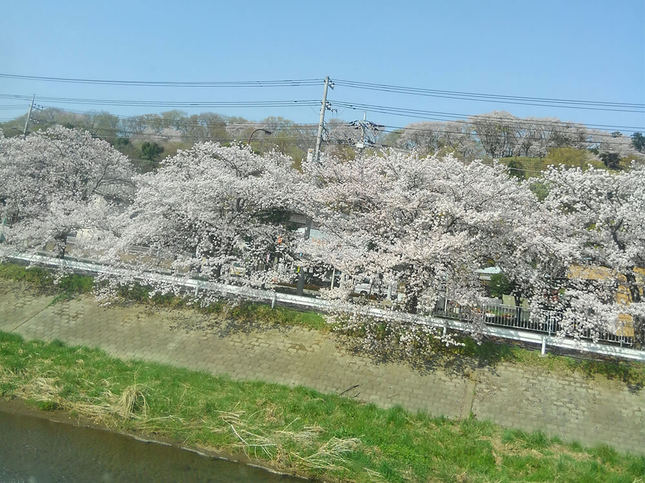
[{"xmin": 1, "ymin": 0, "xmax": 643, "ymax": 129}]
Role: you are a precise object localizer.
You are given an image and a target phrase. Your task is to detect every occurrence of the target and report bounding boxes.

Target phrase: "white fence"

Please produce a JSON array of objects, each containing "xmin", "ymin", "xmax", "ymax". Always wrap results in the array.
[
  {"xmin": 2, "ymin": 249, "xmax": 644, "ymax": 363},
  {"xmin": 434, "ymin": 302, "xmax": 635, "ymax": 348}
]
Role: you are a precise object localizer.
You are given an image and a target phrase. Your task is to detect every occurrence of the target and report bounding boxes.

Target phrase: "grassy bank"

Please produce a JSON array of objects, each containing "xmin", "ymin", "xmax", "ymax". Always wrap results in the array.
[
  {"xmin": 1, "ymin": 261, "xmax": 644, "ymax": 390},
  {"xmin": 0, "ymin": 332, "xmax": 643, "ymax": 482},
  {"xmin": 0, "ymin": 262, "xmax": 327, "ymax": 331}
]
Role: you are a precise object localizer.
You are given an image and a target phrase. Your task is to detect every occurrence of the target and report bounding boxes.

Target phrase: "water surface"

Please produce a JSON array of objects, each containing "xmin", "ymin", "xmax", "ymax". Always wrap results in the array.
[{"xmin": 0, "ymin": 410, "xmax": 298, "ymax": 482}]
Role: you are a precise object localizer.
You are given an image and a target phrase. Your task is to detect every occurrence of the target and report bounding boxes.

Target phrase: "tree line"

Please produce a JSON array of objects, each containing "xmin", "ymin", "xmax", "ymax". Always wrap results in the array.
[
  {"xmin": 2, "ymin": 108, "xmax": 643, "ymax": 174},
  {"xmin": 1, "ymin": 126, "xmax": 643, "ymax": 346}
]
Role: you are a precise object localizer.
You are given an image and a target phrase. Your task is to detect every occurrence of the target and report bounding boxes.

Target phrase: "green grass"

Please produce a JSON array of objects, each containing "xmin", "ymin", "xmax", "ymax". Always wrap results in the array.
[
  {"xmin": 0, "ymin": 262, "xmax": 327, "ymax": 331},
  {"xmin": 225, "ymin": 303, "xmax": 328, "ymax": 331},
  {"xmin": 0, "ymin": 262, "xmax": 94, "ymax": 301},
  {"xmin": 458, "ymin": 337, "xmax": 645, "ymax": 390},
  {"xmin": 0, "ymin": 331, "xmax": 643, "ymax": 482}
]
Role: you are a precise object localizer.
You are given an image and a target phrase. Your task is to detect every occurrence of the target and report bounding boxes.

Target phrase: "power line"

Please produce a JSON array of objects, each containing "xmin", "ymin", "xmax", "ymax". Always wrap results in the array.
[
  {"xmin": 333, "ymin": 101, "xmax": 645, "ymax": 135},
  {"xmin": 335, "ymin": 79, "xmax": 645, "ymax": 112},
  {"xmin": 0, "ymin": 94, "xmax": 321, "ymax": 109},
  {"xmin": 3, "ymin": 89, "xmax": 642, "ymax": 134},
  {"xmin": 7, "ymin": 112, "xmax": 638, "ymax": 148},
  {"xmin": 11, "ymin": 95, "xmax": 641, "ymax": 134},
  {"xmin": 0, "ymin": 73, "xmax": 323, "ymax": 88},
  {"xmin": 333, "ymin": 100, "xmax": 645, "ymax": 129},
  {"xmin": 4, "ymin": 73, "xmax": 641, "ymax": 111},
  {"xmin": 336, "ymin": 79, "xmax": 645, "ymax": 107},
  {"xmin": 4, "ymin": 98, "xmax": 642, "ymax": 148}
]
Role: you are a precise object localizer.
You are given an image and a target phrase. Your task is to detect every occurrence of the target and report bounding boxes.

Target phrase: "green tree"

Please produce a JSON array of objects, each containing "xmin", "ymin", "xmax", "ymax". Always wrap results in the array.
[
  {"xmin": 599, "ymin": 151, "xmax": 621, "ymax": 170},
  {"xmin": 113, "ymin": 137, "xmax": 130, "ymax": 149},
  {"xmin": 140, "ymin": 142, "xmax": 164, "ymax": 162},
  {"xmin": 136, "ymin": 142, "xmax": 166, "ymax": 172},
  {"xmin": 506, "ymin": 158, "xmax": 525, "ymax": 179},
  {"xmin": 632, "ymin": 132, "xmax": 645, "ymax": 152}
]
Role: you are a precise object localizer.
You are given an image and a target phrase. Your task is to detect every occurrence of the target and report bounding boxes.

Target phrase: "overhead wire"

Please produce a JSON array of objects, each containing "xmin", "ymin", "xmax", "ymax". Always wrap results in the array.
[
  {"xmin": 0, "ymin": 73, "xmax": 323, "ymax": 88},
  {"xmin": 334, "ymin": 79, "xmax": 645, "ymax": 112},
  {"xmin": 0, "ymin": 93, "xmax": 321, "ymax": 109},
  {"xmin": 4, "ymin": 72, "xmax": 641, "ymax": 111},
  {"xmin": 332, "ymin": 100, "xmax": 645, "ymax": 133},
  {"xmin": 10, "ymin": 106, "xmax": 640, "ymax": 149},
  {"xmin": 6, "ymin": 95, "xmax": 640, "ymax": 136}
]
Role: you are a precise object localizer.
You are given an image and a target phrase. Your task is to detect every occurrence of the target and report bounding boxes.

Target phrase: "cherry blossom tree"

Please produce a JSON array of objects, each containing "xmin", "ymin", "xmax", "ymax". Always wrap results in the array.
[
  {"xmin": 299, "ymin": 151, "xmax": 536, "ymax": 325},
  {"xmin": 99, "ymin": 142, "xmax": 300, "ymax": 289},
  {"xmin": 388, "ymin": 121, "xmax": 481, "ymax": 158},
  {"xmin": 530, "ymin": 164, "xmax": 645, "ymax": 344},
  {"xmin": 0, "ymin": 126, "xmax": 134, "ymax": 257}
]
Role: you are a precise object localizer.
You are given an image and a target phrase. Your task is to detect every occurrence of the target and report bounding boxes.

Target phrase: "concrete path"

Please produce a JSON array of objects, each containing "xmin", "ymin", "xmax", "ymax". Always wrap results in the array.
[{"xmin": 1, "ymin": 280, "xmax": 643, "ymax": 454}]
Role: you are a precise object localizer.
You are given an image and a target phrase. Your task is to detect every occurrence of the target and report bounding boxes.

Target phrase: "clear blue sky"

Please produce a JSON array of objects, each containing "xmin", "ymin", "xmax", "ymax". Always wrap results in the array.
[{"xmin": 1, "ymin": 0, "xmax": 644, "ymax": 132}]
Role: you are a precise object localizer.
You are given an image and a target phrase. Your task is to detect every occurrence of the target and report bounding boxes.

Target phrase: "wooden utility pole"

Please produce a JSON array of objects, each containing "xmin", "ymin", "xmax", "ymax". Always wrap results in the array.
[
  {"xmin": 313, "ymin": 76, "xmax": 332, "ymax": 162},
  {"xmin": 22, "ymin": 95, "xmax": 35, "ymax": 138},
  {"xmin": 297, "ymin": 77, "xmax": 332, "ymax": 295}
]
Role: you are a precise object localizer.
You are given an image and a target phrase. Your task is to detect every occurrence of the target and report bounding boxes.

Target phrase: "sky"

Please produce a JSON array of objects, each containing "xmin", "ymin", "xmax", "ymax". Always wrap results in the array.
[{"xmin": 1, "ymin": 0, "xmax": 644, "ymax": 133}]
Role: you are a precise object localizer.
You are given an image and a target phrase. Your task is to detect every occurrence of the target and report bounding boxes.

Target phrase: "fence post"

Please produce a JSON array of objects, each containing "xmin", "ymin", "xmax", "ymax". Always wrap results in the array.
[
  {"xmin": 271, "ymin": 293, "xmax": 276, "ymax": 309},
  {"xmin": 541, "ymin": 336, "xmax": 547, "ymax": 356},
  {"xmin": 547, "ymin": 314, "xmax": 552, "ymax": 337}
]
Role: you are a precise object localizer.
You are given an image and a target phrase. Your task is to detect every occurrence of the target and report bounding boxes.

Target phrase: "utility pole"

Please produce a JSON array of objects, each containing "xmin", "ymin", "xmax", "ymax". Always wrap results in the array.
[
  {"xmin": 22, "ymin": 95, "xmax": 35, "ymax": 138},
  {"xmin": 297, "ymin": 77, "xmax": 332, "ymax": 295},
  {"xmin": 313, "ymin": 76, "xmax": 333, "ymax": 162}
]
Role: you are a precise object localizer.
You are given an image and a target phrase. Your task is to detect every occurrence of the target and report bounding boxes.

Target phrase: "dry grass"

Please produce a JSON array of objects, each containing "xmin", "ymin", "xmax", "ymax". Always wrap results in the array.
[
  {"xmin": 296, "ymin": 436, "xmax": 362, "ymax": 471},
  {"xmin": 114, "ymin": 384, "xmax": 150, "ymax": 419},
  {"xmin": 214, "ymin": 407, "xmax": 360, "ymax": 470},
  {"xmin": 17, "ymin": 376, "xmax": 61, "ymax": 402},
  {"xmin": 4, "ymin": 367, "xmax": 150, "ymax": 427}
]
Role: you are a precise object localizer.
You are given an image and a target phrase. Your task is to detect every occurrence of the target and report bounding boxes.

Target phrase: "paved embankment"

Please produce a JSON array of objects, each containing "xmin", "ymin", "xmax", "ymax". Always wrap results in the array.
[{"xmin": 1, "ymin": 280, "xmax": 643, "ymax": 454}]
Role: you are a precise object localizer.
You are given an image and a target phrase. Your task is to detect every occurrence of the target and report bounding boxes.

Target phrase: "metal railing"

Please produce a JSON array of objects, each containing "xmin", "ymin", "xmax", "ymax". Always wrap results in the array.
[
  {"xmin": 432, "ymin": 302, "xmax": 635, "ymax": 347},
  {"xmin": 2, "ymin": 249, "xmax": 643, "ymax": 362}
]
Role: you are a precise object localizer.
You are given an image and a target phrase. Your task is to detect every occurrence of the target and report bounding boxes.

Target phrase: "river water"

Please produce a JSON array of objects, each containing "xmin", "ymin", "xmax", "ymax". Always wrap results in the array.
[{"xmin": 0, "ymin": 410, "xmax": 299, "ymax": 482}]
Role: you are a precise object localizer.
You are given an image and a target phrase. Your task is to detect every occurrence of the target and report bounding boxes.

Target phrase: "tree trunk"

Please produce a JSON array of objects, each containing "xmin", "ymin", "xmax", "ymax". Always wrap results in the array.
[
  {"xmin": 405, "ymin": 292, "xmax": 418, "ymax": 314},
  {"xmin": 514, "ymin": 294, "xmax": 523, "ymax": 324},
  {"xmin": 625, "ymin": 270, "xmax": 644, "ymax": 348},
  {"xmin": 55, "ymin": 234, "xmax": 67, "ymax": 259}
]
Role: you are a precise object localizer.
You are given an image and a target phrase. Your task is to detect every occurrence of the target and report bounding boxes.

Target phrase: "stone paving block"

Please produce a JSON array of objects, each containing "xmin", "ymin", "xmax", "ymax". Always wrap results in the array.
[{"xmin": 0, "ymin": 281, "xmax": 55, "ymax": 331}]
